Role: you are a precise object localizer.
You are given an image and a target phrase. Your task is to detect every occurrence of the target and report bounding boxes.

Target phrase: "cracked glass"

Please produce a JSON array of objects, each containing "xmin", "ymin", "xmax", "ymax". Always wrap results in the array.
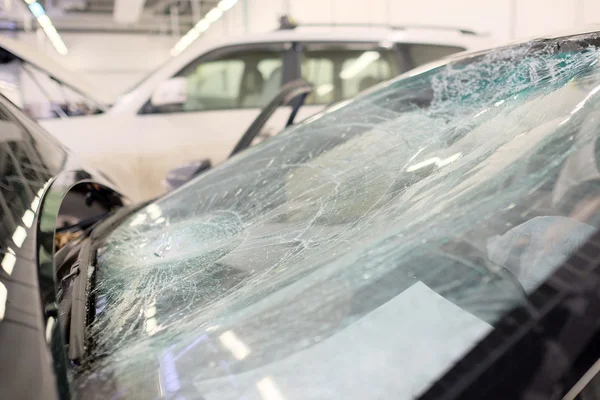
[{"xmin": 79, "ymin": 33, "xmax": 600, "ymax": 399}]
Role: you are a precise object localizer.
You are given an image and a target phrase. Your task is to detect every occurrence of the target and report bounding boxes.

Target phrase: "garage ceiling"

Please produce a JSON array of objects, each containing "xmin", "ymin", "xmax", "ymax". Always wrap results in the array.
[{"xmin": 3, "ymin": 0, "xmax": 222, "ymax": 34}]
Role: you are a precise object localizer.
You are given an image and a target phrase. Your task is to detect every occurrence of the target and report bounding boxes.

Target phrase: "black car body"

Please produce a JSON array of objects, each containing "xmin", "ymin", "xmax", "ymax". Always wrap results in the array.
[
  {"xmin": 0, "ymin": 95, "xmax": 123, "ymax": 399},
  {"xmin": 7, "ymin": 29, "xmax": 600, "ymax": 400}
]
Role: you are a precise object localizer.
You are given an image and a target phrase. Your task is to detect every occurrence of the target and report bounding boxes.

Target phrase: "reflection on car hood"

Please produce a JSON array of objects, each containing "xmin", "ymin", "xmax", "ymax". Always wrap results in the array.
[{"xmin": 78, "ymin": 33, "xmax": 600, "ymax": 399}]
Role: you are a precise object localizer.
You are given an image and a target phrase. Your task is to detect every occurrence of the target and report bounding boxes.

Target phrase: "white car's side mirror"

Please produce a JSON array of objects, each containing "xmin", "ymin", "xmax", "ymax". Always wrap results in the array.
[{"xmin": 150, "ymin": 77, "xmax": 189, "ymax": 107}]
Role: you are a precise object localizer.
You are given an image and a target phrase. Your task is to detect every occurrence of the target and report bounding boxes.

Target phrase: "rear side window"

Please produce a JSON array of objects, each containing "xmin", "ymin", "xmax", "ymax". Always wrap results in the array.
[
  {"xmin": 407, "ymin": 44, "xmax": 465, "ymax": 67},
  {"xmin": 300, "ymin": 43, "xmax": 464, "ymax": 106},
  {"xmin": 301, "ymin": 46, "xmax": 399, "ymax": 105},
  {"xmin": 340, "ymin": 52, "xmax": 393, "ymax": 99},
  {"xmin": 183, "ymin": 55, "xmax": 282, "ymax": 111},
  {"xmin": 302, "ymin": 56, "xmax": 335, "ymax": 104}
]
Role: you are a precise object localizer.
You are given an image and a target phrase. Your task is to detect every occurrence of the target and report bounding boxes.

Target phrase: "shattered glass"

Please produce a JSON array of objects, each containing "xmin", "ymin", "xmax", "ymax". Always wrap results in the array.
[{"xmin": 78, "ymin": 33, "xmax": 600, "ymax": 399}]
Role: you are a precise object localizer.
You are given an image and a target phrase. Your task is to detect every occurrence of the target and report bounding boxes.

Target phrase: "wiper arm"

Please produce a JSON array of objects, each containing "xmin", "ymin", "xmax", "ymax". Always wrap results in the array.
[
  {"xmin": 66, "ymin": 201, "xmax": 151, "ymax": 362},
  {"xmin": 68, "ymin": 237, "xmax": 93, "ymax": 362}
]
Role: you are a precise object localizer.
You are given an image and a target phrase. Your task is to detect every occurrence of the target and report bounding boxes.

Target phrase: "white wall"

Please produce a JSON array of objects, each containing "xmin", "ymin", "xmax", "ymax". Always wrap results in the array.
[
  {"xmin": 182, "ymin": 0, "xmax": 600, "ymax": 52},
  {"xmin": 285, "ymin": 0, "xmax": 600, "ymax": 43},
  {"xmin": 14, "ymin": 0, "xmax": 600, "ymax": 97},
  {"xmin": 58, "ymin": 34, "xmax": 177, "ymax": 96},
  {"xmin": 16, "ymin": 32, "xmax": 178, "ymax": 99}
]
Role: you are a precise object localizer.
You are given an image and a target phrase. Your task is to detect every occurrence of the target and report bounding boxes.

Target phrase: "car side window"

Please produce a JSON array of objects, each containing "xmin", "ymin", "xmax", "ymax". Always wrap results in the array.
[
  {"xmin": 148, "ymin": 49, "xmax": 284, "ymax": 114},
  {"xmin": 299, "ymin": 43, "xmax": 466, "ymax": 106},
  {"xmin": 300, "ymin": 45, "xmax": 399, "ymax": 105},
  {"xmin": 184, "ymin": 59, "xmax": 245, "ymax": 111},
  {"xmin": 340, "ymin": 52, "xmax": 393, "ymax": 99},
  {"xmin": 406, "ymin": 44, "xmax": 465, "ymax": 67}
]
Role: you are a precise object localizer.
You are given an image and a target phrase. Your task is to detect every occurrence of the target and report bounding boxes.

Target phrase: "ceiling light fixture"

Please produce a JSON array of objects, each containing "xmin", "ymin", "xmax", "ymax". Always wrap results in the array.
[
  {"xmin": 204, "ymin": 8, "xmax": 223, "ymax": 23},
  {"xmin": 218, "ymin": 0, "xmax": 238, "ymax": 11},
  {"xmin": 23, "ymin": 1, "xmax": 68, "ymax": 55},
  {"xmin": 171, "ymin": 0, "xmax": 239, "ymax": 56}
]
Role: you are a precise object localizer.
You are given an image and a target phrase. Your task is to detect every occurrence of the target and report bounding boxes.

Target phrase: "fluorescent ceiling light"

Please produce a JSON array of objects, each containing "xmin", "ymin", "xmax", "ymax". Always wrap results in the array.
[
  {"xmin": 196, "ymin": 19, "xmax": 210, "ymax": 32},
  {"xmin": 113, "ymin": 0, "xmax": 146, "ymax": 24},
  {"xmin": 28, "ymin": 2, "xmax": 44, "ymax": 17},
  {"xmin": 171, "ymin": 22, "xmax": 207, "ymax": 55},
  {"xmin": 37, "ymin": 14, "xmax": 52, "ymax": 29},
  {"xmin": 339, "ymin": 51, "xmax": 381, "ymax": 80},
  {"xmin": 171, "ymin": 1, "xmax": 239, "ymax": 56},
  {"xmin": 24, "ymin": 1, "xmax": 68, "ymax": 55},
  {"xmin": 218, "ymin": 0, "xmax": 238, "ymax": 11},
  {"xmin": 183, "ymin": 28, "xmax": 200, "ymax": 42},
  {"xmin": 204, "ymin": 7, "xmax": 223, "ymax": 23}
]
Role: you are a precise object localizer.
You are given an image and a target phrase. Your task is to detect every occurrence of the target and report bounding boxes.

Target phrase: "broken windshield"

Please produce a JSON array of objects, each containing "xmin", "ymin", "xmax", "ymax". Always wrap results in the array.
[{"xmin": 79, "ymin": 33, "xmax": 600, "ymax": 399}]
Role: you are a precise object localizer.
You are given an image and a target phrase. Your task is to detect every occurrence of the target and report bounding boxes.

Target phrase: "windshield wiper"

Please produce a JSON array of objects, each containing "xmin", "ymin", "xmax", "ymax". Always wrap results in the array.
[
  {"xmin": 68, "ymin": 237, "xmax": 93, "ymax": 362},
  {"xmin": 66, "ymin": 202, "xmax": 150, "ymax": 363}
]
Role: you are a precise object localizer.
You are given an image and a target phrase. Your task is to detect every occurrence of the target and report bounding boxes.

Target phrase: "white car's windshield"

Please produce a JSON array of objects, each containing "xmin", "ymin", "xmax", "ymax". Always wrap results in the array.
[{"xmin": 79, "ymin": 33, "xmax": 600, "ymax": 399}]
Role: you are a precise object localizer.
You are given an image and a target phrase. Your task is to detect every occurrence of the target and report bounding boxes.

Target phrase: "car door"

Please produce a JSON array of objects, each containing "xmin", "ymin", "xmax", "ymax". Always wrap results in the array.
[
  {"xmin": 134, "ymin": 43, "xmax": 294, "ymax": 200},
  {"xmin": 292, "ymin": 42, "xmax": 465, "ymax": 123}
]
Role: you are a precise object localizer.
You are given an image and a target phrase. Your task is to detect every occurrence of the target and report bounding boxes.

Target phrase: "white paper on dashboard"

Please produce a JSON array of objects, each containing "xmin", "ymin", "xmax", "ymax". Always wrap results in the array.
[{"xmin": 197, "ymin": 281, "xmax": 494, "ymax": 400}]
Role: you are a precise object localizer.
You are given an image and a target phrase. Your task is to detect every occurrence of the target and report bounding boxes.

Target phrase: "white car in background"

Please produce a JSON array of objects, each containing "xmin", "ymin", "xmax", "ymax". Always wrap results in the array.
[
  {"xmin": 41, "ymin": 24, "xmax": 489, "ymax": 201},
  {"xmin": 0, "ymin": 35, "xmax": 111, "ymax": 120}
]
